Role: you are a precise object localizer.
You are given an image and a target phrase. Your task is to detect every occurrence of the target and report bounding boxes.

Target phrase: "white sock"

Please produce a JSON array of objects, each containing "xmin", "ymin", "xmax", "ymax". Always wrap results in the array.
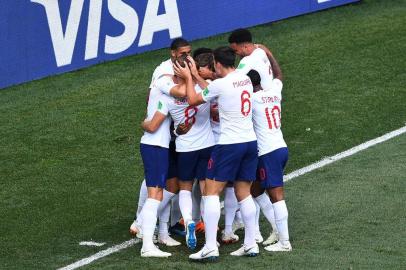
[
  {"xmin": 203, "ymin": 195, "xmax": 220, "ymax": 250},
  {"xmin": 135, "ymin": 179, "xmax": 148, "ymax": 227},
  {"xmin": 179, "ymin": 190, "xmax": 193, "ymax": 223},
  {"xmin": 255, "ymin": 192, "xmax": 278, "ymax": 234},
  {"xmin": 170, "ymin": 194, "xmax": 181, "ymax": 227},
  {"xmin": 158, "ymin": 190, "xmax": 175, "ymax": 237},
  {"xmin": 200, "ymin": 196, "xmax": 205, "ymax": 218},
  {"xmin": 192, "ymin": 181, "xmax": 202, "ymax": 222},
  {"xmin": 254, "ymin": 199, "xmax": 261, "ymax": 233},
  {"xmin": 239, "ymin": 195, "xmax": 256, "ymax": 247},
  {"xmin": 235, "ymin": 210, "xmax": 242, "ymax": 224},
  {"xmin": 273, "ymin": 200, "xmax": 289, "ymax": 245},
  {"xmin": 141, "ymin": 198, "xmax": 160, "ymax": 250},
  {"xmin": 224, "ymin": 187, "xmax": 238, "ymax": 234}
]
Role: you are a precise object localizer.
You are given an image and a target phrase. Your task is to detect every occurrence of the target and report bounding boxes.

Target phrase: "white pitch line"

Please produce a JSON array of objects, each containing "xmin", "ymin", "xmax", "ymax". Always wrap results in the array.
[
  {"xmin": 79, "ymin": 241, "xmax": 106, "ymax": 247},
  {"xmin": 57, "ymin": 238, "xmax": 141, "ymax": 270},
  {"xmin": 57, "ymin": 125, "xmax": 406, "ymax": 270},
  {"xmin": 284, "ymin": 125, "xmax": 406, "ymax": 182}
]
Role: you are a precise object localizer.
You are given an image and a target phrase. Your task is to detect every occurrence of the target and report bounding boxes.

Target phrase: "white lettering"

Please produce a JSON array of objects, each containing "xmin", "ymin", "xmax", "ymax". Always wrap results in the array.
[
  {"xmin": 85, "ymin": 0, "xmax": 103, "ymax": 60},
  {"xmin": 31, "ymin": 0, "xmax": 84, "ymax": 67},
  {"xmin": 138, "ymin": 0, "xmax": 182, "ymax": 47},
  {"xmin": 104, "ymin": 0, "xmax": 139, "ymax": 55}
]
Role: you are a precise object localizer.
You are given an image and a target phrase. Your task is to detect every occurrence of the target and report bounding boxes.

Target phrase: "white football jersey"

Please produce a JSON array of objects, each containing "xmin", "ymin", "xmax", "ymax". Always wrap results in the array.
[
  {"xmin": 140, "ymin": 76, "xmax": 173, "ymax": 148},
  {"xmin": 202, "ymin": 71, "xmax": 257, "ymax": 145},
  {"xmin": 237, "ymin": 48, "xmax": 273, "ymax": 91},
  {"xmin": 159, "ymin": 84, "xmax": 215, "ymax": 152},
  {"xmin": 149, "ymin": 59, "xmax": 174, "ymax": 89},
  {"xmin": 252, "ymin": 79, "xmax": 287, "ymax": 156}
]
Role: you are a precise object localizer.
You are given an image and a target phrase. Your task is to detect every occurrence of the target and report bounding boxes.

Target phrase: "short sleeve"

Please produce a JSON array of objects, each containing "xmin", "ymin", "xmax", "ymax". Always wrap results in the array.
[
  {"xmin": 156, "ymin": 94, "xmax": 170, "ymax": 116},
  {"xmin": 155, "ymin": 75, "xmax": 176, "ymax": 95},
  {"xmin": 201, "ymin": 80, "xmax": 220, "ymax": 102},
  {"xmin": 236, "ymin": 56, "xmax": 252, "ymax": 75},
  {"xmin": 267, "ymin": 78, "xmax": 283, "ymax": 93}
]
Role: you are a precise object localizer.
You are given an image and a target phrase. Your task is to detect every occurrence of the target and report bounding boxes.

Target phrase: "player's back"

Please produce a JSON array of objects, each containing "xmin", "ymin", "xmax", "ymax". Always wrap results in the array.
[
  {"xmin": 252, "ymin": 79, "xmax": 286, "ymax": 156},
  {"xmin": 208, "ymin": 71, "xmax": 256, "ymax": 145},
  {"xmin": 237, "ymin": 48, "xmax": 273, "ymax": 91},
  {"xmin": 163, "ymin": 85, "xmax": 214, "ymax": 152}
]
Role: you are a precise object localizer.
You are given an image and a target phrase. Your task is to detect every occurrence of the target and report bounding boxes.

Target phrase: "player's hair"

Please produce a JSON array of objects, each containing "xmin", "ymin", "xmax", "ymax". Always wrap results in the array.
[
  {"xmin": 228, "ymin": 28, "xmax": 252, "ymax": 44},
  {"xmin": 195, "ymin": 53, "xmax": 214, "ymax": 71},
  {"xmin": 193, "ymin": 47, "xmax": 212, "ymax": 59},
  {"xmin": 170, "ymin": 38, "xmax": 190, "ymax": 50},
  {"xmin": 247, "ymin": 69, "xmax": 261, "ymax": 87},
  {"xmin": 213, "ymin": 46, "xmax": 235, "ymax": 68}
]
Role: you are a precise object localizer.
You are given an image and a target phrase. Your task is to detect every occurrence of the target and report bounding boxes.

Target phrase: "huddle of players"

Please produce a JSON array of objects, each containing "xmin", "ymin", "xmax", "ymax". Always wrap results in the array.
[{"xmin": 133, "ymin": 28, "xmax": 291, "ymax": 260}]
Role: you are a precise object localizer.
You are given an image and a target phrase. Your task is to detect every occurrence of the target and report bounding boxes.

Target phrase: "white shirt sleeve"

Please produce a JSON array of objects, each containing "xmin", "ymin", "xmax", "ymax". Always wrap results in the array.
[
  {"xmin": 236, "ymin": 56, "xmax": 253, "ymax": 75},
  {"xmin": 155, "ymin": 75, "xmax": 176, "ymax": 95},
  {"xmin": 201, "ymin": 80, "xmax": 220, "ymax": 102},
  {"xmin": 266, "ymin": 78, "xmax": 283, "ymax": 93},
  {"xmin": 156, "ymin": 93, "xmax": 170, "ymax": 116}
]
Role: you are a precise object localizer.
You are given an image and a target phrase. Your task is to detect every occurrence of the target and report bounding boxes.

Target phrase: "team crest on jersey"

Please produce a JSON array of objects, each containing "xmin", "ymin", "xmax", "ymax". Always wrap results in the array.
[
  {"xmin": 158, "ymin": 101, "xmax": 163, "ymax": 110},
  {"xmin": 203, "ymin": 88, "xmax": 209, "ymax": 96}
]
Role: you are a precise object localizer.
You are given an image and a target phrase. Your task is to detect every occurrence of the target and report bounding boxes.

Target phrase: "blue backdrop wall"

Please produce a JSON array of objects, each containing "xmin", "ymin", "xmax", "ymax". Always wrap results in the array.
[{"xmin": 0, "ymin": 0, "xmax": 359, "ymax": 89}]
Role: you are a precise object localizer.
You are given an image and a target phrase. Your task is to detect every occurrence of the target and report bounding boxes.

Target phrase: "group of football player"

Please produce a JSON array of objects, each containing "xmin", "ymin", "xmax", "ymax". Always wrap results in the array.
[{"xmin": 129, "ymin": 28, "xmax": 291, "ymax": 261}]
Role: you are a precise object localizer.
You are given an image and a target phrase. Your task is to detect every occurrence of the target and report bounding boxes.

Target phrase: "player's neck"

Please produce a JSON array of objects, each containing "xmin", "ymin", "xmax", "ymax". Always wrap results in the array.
[
  {"xmin": 220, "ymin": 67, "xmax": 236, "ymax": 78},
  {"xmin": 245, "ymin": 43, "xmax": 255, "ymax": 56}
]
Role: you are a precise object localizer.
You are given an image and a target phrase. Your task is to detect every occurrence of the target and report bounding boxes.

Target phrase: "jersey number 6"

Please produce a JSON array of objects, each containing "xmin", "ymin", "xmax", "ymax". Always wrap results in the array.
[{"xmin": 241, "ymin": 90, "xmax": 251, "ymax": 116}]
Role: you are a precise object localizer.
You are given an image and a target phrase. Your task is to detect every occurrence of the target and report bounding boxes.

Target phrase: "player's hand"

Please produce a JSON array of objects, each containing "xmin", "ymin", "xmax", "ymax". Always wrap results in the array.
[
  {"xmin": 186, "ymin": 56, "xmax": 199, "ymax": 78},
  {"xmin": 173, "ymin": 60, "xmax": 191, "ymax": 79},
  {"xmin": 176, "ymin": 122, "xmax": 193, "ymax": 135}
]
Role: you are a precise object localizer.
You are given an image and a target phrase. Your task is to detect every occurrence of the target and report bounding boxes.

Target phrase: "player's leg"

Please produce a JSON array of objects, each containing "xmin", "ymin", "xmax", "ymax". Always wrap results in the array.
[
  {"xmin": 251, "ymin": 179, "xmax": 278, "ymax": 245},
  {"xmin": 230, "ymin": 141, "xmax": 259, "ymax": 257},
  {"xmin": 139, "ymin": 144, "xmax": 171, "ymax": 257},
  {"xmin": 130, "ymin": 179, "xmax": 147, "ymax": 237},
  {"xmin": 190, "ymin": 144, "xmax": 237, "ymax": 261},
  {"xmin": 261, "ymin": 147, "xmax": 292, "ymax": 252},
  {"xmin": 158, "ymin": 177, "xmax": 180, "ymax": 246},
  {"xmin": 177, "ymin": 150, "xmax": 200, "ymax": 249},
  {"xmin": 222, "ymin": 182, "xmax": 239, "ymax": 243}
]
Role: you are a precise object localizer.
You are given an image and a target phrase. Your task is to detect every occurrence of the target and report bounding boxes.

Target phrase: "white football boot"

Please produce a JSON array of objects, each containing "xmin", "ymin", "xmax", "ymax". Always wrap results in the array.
[
  {"xmin": 262, "ymin": 231, "xmax": 279, "ymax": 246},
  {"xmin": 141, "ymin": 245, "xmax": 171, "ymax": 258},
  {"xmin": 221, "ymin": 231, "xmax": 239, "ymax": 244},
  {"xmin": 264, "ymin": 241, "xmax": 292, "ymax": 252},
  {"xmin": 189, "ymin": 245, "xmax": 219, "ymax": 261},
  {"xmin": 129, "ymin": 220, "xmax": 142, "ymax": 238},
  {"xmin": 158, "ymin": 234, "xmax": 181, "ymax": 247},
  {"xmin": 230, "ymin": 243, "xmax": 259, "ymax": 257},
  {"xmin": 255, "ymin": 230, "xmax": 263, "ymax": 243}
]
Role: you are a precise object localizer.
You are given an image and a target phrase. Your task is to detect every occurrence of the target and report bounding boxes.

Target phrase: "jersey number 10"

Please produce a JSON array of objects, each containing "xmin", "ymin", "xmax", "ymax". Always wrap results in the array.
[{"xmin": 265, "ymin": 105, "xmax": 281, "ymax": 129}]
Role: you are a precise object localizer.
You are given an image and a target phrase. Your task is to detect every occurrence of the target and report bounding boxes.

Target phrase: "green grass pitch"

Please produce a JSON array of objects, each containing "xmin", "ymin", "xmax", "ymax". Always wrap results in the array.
[{"xmin": 0, "ymin": 0, "xmax": 405, "ymax": 269}]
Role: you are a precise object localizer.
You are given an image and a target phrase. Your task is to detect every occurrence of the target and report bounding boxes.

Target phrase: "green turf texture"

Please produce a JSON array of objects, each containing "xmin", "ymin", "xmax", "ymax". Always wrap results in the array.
[{"xmin": 0, "ymin": 0, "xmax": 405, "ymax": 269}]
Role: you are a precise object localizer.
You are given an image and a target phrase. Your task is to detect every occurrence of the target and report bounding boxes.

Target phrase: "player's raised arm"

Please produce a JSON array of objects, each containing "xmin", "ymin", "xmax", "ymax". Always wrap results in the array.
[
  {"xmin": 256, "ymin": 43, "xmax": 283, "ymax": 81},
  {"xmin": 187, "ymin": 56, "xmax": 209, "ymax": 90},
  {"xmin": 173, "ymin": 61, "xmax": 206, "ymax": 106}
]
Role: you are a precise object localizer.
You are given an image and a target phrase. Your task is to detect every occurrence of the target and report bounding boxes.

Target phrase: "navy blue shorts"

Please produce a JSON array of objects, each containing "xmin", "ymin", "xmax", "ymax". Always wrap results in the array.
[
  {"xmin": 257, "ymin": 147, "xmax": 288, "ymax": 188},
  {"xmin": 207, "ymin": 141, "xmax": 258, "ymax": 182},
  {"xmin": 167, "ymin": 141, "xmax": 178, "ymax": 179},
  {"xmin": 177, "ymin": 146, "xmax": 213, "ymax": 181},
  {"xmin": 140, "ymin": 143, "xmax": 169, "ymax": 188}
]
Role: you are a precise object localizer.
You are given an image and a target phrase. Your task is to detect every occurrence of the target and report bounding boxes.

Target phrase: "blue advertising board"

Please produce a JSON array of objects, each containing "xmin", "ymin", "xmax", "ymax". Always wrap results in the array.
[{"xmin": 0, "ymin": 0, "xmax": 359, "ymax": 89}]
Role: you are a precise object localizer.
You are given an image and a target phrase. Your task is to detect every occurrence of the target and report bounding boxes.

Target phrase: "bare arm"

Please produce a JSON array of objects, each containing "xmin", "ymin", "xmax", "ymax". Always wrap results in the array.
[
  {"xmin": 256, "ymin": 44, "xmax": 283, "ymax": 81},
  {"xmin": 187, "ymin": 56, "xmax": 209, "ymax": 89},
  {"xmin": 169, "ymin": 83, "xmax": 186, "ymax": 98},
  {"xmin": 141, "ymin": 111, "xmax": 167, "ymax": 133},
  {"xmin": 173, "ymin": 61, "xmax": 206, "ymax": 106}
]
